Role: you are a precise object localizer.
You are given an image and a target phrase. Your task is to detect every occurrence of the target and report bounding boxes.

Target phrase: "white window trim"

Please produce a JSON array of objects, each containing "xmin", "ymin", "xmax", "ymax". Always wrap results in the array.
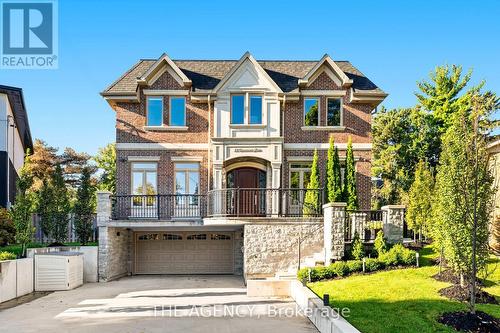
[
  {"xmin": 326, "ymin": 97, "xmax": 343, "ymax": 127},
  {"xmin": 303, "ymin": 97, "xmax": 320, "ymax": 127},
  {"xmin": 131, "ymin": 162, "xmax": 158, "ymax": 195},
  {"xmin": 231, "ymin": 93, "xmax": 263, "ymax": 125},
  {"xmin": 127, "ymin": 156, "xmax": 161, "ymax": 162},
  {"xmin": 169, "ymin": 96, "xmax": 187, "ymax": 127},
  {"xmin": 146, "ymin": 96, "xmax": 163, "ymax": 127},
  {"xmin": 171, "ymin": 156, "xmax": 203, "ymax": 162},
  {"xmin": 289, "ymin": 161, "xmax": 313, "ymax": 190},
  {"xmin": 174, "ymin": 162, "xmax": 200, "ymax": 195}
]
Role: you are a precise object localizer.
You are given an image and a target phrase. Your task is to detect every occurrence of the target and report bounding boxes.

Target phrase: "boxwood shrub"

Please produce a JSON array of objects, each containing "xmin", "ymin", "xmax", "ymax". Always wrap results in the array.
[{"xmin": 297, "ymin": 245, "xmax": 417, "ymax": 282}]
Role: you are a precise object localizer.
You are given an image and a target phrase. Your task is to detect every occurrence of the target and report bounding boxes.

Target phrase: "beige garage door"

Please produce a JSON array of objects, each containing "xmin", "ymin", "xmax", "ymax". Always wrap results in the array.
[{"xmin": 135, "ymin": 231, "xmax": 234, "ymax": 274}]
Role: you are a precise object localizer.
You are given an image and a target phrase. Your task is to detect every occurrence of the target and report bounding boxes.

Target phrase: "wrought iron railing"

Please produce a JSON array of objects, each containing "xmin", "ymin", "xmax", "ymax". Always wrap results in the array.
[
  {"xmin": 345, "ymin": 210, "xmax": 385, "ymax": 242},
  {"xmin": 111, "ymin": 194, "xmax": 206, "ymax": 220},
  {"xmin": 207, "ymin": 188, "xmax": 324, "ymax": 217}
]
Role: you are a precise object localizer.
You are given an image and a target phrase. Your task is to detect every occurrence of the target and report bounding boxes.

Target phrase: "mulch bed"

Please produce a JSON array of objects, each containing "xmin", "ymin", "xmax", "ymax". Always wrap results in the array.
[
  {"xmin": 438, "ymin": 285, "xmax": 498, "ymax": 305},
  {"xmin": 438, "ymin": 311, "xmax": 500, "ymax": 333},
  {"xmin": 432, "ymin": 270, "xmax": 484, "ymax": 286}
]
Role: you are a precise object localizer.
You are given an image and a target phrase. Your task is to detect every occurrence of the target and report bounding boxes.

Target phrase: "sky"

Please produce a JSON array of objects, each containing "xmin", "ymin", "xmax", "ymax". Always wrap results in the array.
[{"xmin": 1, "ymin": 0, "xmax": 499, "ymax": 155}]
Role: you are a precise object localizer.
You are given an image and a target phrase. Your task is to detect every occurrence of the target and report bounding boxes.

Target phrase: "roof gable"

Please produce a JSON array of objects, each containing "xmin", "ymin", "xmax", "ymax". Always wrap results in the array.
[
  {"xmin": 298, "ymin": 54, "xmax": 353, "ymax": 88},
  {"xmin": 213, "ymin": 52, "xmax": 283, "ymax": 93},
  {"xmin": 137, "ymin": 53, "xmax": 192, "ymax": 87}
]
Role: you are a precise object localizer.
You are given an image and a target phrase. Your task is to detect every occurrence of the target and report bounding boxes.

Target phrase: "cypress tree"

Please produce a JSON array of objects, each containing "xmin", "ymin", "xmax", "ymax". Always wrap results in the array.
[
  {"xmin": 326, "ymin": 136, "xmax": 343, "ymax": 203},
  {"xmin": 407, "ymin": 160, "xmax": 434, "ymax": 242},
  {"xmin": 303, "ymin": 150, "xmax": 320, "ymax": 216},
  {"xmin": 344, "ymin": 136, "xmax": 358, "ymax": 210},
  {"xmin": 74, "ymin": 167, "xmax": 95, "ymax": 245},
  {"xmin": 51, "ymin": 165, "xmax": 71, "ymax": 243}
]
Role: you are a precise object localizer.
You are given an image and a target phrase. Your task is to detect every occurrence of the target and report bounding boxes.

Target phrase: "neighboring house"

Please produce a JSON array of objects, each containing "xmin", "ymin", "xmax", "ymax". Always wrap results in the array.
[
  {"xmin": 0, "ymin": 85, "xmax": 33, "ymax": 208},
  {"xmin": 99, "ymin": 52, "xmax": 387, "ymax": 280},
  {"xmin": 487, "ymin": 139, "xmax": 500, "ymax": 253}
]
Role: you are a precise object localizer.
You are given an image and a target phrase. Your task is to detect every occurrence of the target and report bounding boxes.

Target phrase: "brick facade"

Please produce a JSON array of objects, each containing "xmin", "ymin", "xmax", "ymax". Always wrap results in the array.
[{"xmin": 113, "ymin": 61, "xmax": 375, "ymax": 209}]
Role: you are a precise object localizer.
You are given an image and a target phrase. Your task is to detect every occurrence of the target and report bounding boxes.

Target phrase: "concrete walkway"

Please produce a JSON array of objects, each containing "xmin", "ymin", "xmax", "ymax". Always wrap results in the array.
[{"xmin": 0, "ymin": 275, "xmax": 318, "ymax": 333}]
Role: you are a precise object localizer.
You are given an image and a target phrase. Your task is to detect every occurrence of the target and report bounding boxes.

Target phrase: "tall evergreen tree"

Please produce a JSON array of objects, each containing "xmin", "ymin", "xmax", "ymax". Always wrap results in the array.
[
  {"xmin": 51, "ymin": 165, "xmax": 71, "ymax": 243},
  {"xmin": 10, "ymin": 153, "xmax": 35, "ymax": 257},
  {"xmin": 74, "ymin": 167, "xmax": 95, "ymax": 245},
  {"xmin": 326, "ymin": 136, "xmax": 342, "ymax": 203},
  {"xmin": 344, "ymin": 137, "xmax": 358, "ymax": 210},
  {"xmin": 37, "ymin": 178, "xmax": 54, "ymax": 239},
  {"xmin": 303, "ymin": 150, "xmax": 321, "ymax": 216},
  {"xmin": 406, "ymin": 160, "xmax": 434, "ymax": 242}
]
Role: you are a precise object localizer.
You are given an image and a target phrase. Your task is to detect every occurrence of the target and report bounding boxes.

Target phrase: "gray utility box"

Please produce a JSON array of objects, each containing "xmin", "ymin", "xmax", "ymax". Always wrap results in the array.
[{"xmin": 35, "ymin": 252, "xmax": 84, "ymax": 291}]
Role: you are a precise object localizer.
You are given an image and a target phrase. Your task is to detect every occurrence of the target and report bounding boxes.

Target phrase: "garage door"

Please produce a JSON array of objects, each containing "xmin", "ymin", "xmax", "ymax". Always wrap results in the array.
[{"xmin": 135, "ymin": 231, "xmax": 234, "ymax": 274}]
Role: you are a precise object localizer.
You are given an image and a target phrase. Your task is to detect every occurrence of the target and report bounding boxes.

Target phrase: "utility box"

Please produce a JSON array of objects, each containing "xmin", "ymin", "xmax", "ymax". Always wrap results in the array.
[{"xmin": 35, "ymin": 252, "xmax": 83, "ymax": 291}]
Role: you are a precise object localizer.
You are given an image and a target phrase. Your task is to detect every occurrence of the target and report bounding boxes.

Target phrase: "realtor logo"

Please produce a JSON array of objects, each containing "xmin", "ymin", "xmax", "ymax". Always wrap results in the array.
[{"xmin": 1, "ymin": 0, "xmax": 58, "ymax": 69}]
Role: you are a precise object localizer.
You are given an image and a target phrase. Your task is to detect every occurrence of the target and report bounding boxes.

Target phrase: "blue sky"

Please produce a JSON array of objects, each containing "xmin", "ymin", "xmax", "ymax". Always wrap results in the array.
[{"xmin": 1, "ymin": 0, "xmax": 499, "ymax": 155}]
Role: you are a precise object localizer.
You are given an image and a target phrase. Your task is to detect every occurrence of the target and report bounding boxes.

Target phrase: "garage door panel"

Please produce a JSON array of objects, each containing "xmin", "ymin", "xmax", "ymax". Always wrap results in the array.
[{"xmin": 135, "ymin": 232, "xmax": 234, "ymax": 274}]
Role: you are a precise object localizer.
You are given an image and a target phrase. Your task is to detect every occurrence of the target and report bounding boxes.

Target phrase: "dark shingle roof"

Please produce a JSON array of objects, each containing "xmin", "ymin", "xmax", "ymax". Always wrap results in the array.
[
  {"xmin": 0, "ymin": 85, "xmax": 33, "ymax": 152},
  {"xmin": 102, "ymin": 58, "xmax": 384, "ymax": 95}
]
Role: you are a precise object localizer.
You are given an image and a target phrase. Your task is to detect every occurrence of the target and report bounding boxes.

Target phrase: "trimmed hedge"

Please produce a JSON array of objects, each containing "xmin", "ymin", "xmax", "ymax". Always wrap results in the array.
[
  {"xmin": 0, "ymin": 251, "xmax": 16, "ymax": 261},
  {"xmin": 298, "ymin": 246, "xmax": 418, "ymax": 283}
]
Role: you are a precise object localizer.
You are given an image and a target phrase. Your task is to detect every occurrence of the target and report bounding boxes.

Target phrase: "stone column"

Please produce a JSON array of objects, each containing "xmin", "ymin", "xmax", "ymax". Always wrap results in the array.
[
  {"xmin": 96, "ymin": 190, "xmax": 112, "ymax": 225},
  {"xmin": 381, "ymin": 205, "xmax": 405, "ymax": 243},
  {"xmin": 323, "ymin": 202, "xmax": 347, "ymax": 263},
  {"xmin": 212, "ymin": 164, "xmax": 223, "ymax": 215},
  {"xmin": 271, "ymin": 163, "xmax": 281, "ymax": 216}
]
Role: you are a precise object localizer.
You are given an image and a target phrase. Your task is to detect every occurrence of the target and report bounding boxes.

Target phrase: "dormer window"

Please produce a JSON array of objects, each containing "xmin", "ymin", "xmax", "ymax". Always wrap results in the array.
[
  {"xmin": 231, "ymin": 93, "xmax": 263, "ymax": 125},
  {"xmin": 304, "ymin": 97, "xmax": 319, "ymax": 126},
  {"xmin": 147, "ymin": 97, "xmax": 163, "ymax": 126}
]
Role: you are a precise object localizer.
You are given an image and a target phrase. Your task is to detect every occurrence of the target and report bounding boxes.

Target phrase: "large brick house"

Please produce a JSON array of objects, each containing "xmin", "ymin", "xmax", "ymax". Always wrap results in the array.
[{"xmin": 98, "ymin": 52, "xmax": 386, "ymax": 281}]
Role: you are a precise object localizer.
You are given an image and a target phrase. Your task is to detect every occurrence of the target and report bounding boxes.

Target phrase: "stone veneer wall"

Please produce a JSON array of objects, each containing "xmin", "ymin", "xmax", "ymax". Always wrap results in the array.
[
  {"xmin": 244, "ymin": 221, "xmax": 323, "ymax": 278},
  {"xmin": 234, "ymin": 229, "xmax": 244, "ymax": 275},
  {"xmin": 98, "ymin": 227, "xmax": 131, "ymax": 282}
]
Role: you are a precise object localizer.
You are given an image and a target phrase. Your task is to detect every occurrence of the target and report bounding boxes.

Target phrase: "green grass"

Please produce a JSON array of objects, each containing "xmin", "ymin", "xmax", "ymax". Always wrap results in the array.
[
  {"xmin": 309, "ymin": 246, "xmax": 499, "ymax": 333},
  {"xmin": 0, "ymin": 242, "xmax": 98, "ymax": 257}
]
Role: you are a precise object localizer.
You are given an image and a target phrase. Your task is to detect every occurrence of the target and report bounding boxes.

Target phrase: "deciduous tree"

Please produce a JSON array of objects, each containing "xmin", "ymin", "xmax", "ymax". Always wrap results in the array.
[{"xmin": 94, "ymin": 143, "xmax": 116, "ymax": 193}]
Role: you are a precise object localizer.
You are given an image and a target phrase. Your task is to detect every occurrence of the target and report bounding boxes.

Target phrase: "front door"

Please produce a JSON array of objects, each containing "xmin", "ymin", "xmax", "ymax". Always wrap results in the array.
[{"xmin": 227, "ymin": 168, "xmax": 266, "ymax": 216}]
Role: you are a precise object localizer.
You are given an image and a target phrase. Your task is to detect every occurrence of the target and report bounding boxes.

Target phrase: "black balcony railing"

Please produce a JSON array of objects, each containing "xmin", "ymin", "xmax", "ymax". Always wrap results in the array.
[
  {"xmin": 206, "ymin": 188, "xmax": 324, "ymax": 217},
  {"xmin": 111, "ymin": 189, "xmax": 324, "ymax": 220},
  {"xmin": 111, "ymin": 194, "xmax": 206, "ymax": 220}
]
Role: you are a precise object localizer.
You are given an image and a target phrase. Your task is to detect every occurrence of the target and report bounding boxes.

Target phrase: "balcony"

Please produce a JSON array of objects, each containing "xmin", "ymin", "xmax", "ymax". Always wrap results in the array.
[{"xmin": 110, "ymin": 188, "xmax": 324, "ymax": 220}]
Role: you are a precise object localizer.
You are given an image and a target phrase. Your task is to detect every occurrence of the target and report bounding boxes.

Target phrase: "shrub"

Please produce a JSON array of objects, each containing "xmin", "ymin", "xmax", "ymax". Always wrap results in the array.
[
  {"xmin": 373, "ymin": 230, "xmax": 387, "ymax": 256},
  {"xmin": 330, "ymin": 261, "xmax": 349, "ymax": 277},
  {"xmin": 297, "ymin": 268, "xmax": 310, "ymax": 283},
  {"xmin": 365, "ymin": 258, "xmax": 381, "ymax": 272},
  {"xmin": 346, "ymin": 260, "xmax": 363, "ymax": 273},
  {"xmin": 350, "ymin": 231, "xmax": 365, "ymax": 260},
  {"xmin": 313, "ymin": 266, "xmax": 334, "ymax": 280},
  {"xmin": 0, "ymin": 251, "xmax": 16, "ymax": 261},
  {"xmin": 378, "ymin": 244, "xmax": 417, "ymax": 267},
  {"xmin": 0, "ymin": 208, "xmax": 16, "ymax": 246}
]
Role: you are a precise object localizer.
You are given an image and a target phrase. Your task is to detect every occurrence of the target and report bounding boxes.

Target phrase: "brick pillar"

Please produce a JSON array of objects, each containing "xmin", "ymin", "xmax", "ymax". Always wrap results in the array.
[
  {"xmin": 381, "ymin": 205, "xmax": 405, "ymax": 243},
  {"xmin": 323, "ymin": 202, "xmax": 347, "ymax": 263},
  {"xmin": 97, "ymin": 190, "xmax": 112, "ymax": 224}
]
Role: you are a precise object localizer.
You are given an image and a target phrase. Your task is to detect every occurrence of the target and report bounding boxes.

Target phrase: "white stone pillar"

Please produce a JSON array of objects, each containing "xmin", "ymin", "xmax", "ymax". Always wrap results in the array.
[
  {"xmin": 323, "ymin": 202, "xmax": 347, "ymax": 263},
  {"xmin": 381, "ymin": 205, "xmax": 405, "ymax": 243},
  {"xmin": 96, "ymin": 190, "xmax": 112, "ymax": 225},
  {"xmin": 212, "ymin": 164, "xmax": 223, "ymax": 215},
  {"xmin": 271, "ymin": 163, "xmax": 281, "ymax": 216}
]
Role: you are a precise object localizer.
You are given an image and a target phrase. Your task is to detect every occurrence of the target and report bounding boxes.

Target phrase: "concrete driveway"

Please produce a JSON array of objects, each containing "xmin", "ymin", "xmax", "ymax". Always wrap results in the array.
[{"xmin": 0, "ymin": 275, "xmax": 318, "ymax": 333}]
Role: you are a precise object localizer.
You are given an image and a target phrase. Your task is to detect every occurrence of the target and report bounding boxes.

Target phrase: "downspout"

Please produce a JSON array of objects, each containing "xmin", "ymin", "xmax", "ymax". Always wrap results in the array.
[
  {"xmin": 281, "ymin": 94, "xmax": 286, "ymax": 189},
  {"xmin": 207, "ymin": 95, "xmax": 212, "ymax": 193}
]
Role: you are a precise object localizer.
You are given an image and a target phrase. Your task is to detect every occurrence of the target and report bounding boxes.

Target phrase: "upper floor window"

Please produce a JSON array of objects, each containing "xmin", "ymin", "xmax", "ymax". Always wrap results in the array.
[
  {"xmin": 327, "ymin": 98, "xmax": 342, "ymax": 126},
  {"xmin": 147, "ymin": 97, "xmax": 163, "ymax": 126},
  {"xmin": 304, "ymin": 97, "xmax": 319, "ymax": 126},
  {"xmin": 231, "ymin": 93, "xmax": 263, "ymax": 125},
  {"xmin": 170, "ymin": 97, "xmax": 186, "ymax": 126},
  {"xmin": 231, "ymin": 95, "xmax": 245, "ymax": 124},
  {"xmin": 249, "ymin": 95, "xmax": 262, "ymax": 124},
  {"xmin": 174, "ymin": 162, "xmax": 200, "ymax": 205}
]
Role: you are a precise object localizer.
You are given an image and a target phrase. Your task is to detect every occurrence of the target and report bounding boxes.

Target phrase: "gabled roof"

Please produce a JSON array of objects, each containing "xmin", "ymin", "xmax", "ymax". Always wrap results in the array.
[
  {"xmin": 101, "ymin": 53, "xmax": 386, "ymax": 97},
  {"xmin": 298, "ymin": 54, "xmax": 353, "ymax": 88},
  {"xmin": 212, "ymin": 51, "xmax": 283, "ymax": 93},
  {"xmin": 0, "ymin": 85, "xmax": 33, "ymax": 152},
  {"xmin": 136, "ymin": 53, "xmax": 192, "ymax": 87}
]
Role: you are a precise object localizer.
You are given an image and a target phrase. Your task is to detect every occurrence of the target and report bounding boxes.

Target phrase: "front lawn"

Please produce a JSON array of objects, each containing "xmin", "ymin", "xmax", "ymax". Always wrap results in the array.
[
  {"xmin": 309, "ymin": 247, "xmax": 499, "ymax": 333},
  {"xmin": 0, "ymin": 242, "xmax": 98, "ymax": 257}
]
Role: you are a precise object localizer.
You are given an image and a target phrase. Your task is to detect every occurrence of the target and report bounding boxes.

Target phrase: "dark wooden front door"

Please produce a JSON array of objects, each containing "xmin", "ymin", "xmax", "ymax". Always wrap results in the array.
[{"xmin": 227, "ymin": 168, "xmax": 266, "ymax": 216}]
